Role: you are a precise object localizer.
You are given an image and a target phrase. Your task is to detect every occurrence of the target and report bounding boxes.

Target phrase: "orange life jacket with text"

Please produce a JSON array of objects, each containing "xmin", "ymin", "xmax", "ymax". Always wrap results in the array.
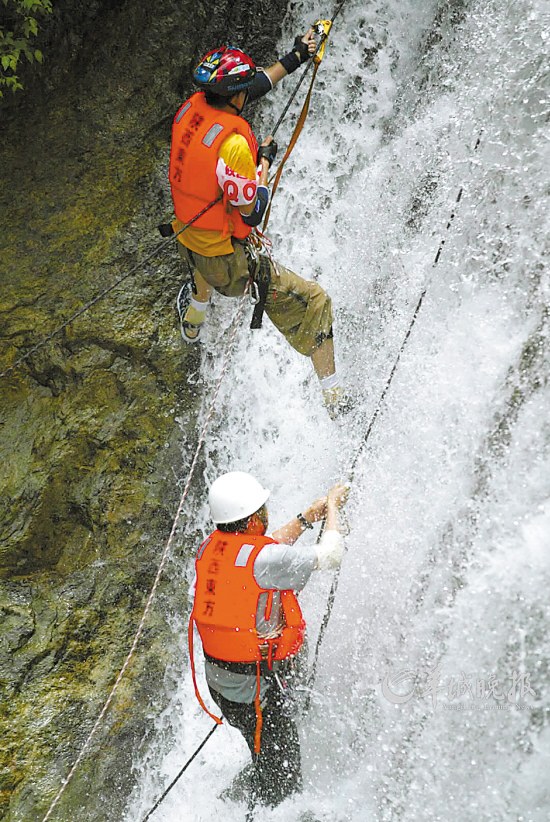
[
  {"xmin": 188, "ymin": 530, "xmax": 306, "ymax": 752},
  {"xmin": 169, "ymin": 91, "xmax": 258, "ymax": 240},
  {"xmin": 191, "ymin": 530, "xmax": 305, "ymax": 663}
]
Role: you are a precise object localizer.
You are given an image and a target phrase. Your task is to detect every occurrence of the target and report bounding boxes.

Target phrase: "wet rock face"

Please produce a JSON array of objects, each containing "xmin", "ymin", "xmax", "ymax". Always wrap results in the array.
[{"xmin": 0, "ymin": 1, "xmax": 288, "ymax": 818}]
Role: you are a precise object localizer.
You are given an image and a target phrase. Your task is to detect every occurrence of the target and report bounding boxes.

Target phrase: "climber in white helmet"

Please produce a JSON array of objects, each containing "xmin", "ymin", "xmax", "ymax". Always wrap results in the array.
[{"xmin": 188, "ymin": 471, "xmax": 348, "ymax": 808}]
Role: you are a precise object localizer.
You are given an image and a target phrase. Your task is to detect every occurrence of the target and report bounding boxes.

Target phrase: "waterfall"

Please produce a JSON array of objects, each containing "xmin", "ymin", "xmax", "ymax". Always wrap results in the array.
[{"xmin": 127, "ymin": 0, "xmax": 549, "ymax": 818}]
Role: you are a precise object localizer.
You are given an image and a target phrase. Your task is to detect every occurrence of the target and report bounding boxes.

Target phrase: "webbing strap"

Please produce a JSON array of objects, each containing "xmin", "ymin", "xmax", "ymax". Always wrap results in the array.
[
  {"xmin": 253, "ymin": 662, "xmax": 263, "ymax": 754},
  {"xmin": 250, "ymin": 255, "xmax": 271, "ymax": 329},
  {"xmin": 187, "ymin": 616, "xmax": 223, "ymax": 726},
  {"xmin": 262, "ymin": 62, "xmax": 321, "ymax": 232},
  {"xmin": 264, "ymin": 590, "xmax": 273, "ymax": 621}
]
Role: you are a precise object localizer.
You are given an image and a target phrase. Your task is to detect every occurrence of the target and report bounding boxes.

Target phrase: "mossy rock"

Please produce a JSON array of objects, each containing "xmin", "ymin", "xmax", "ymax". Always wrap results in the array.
[{"xmin": 0, "ymin": 1, "xmax": 289, "ymax": 819}]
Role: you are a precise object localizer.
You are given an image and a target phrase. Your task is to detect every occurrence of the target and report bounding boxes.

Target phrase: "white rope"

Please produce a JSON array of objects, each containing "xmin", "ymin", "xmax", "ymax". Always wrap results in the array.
[{"xmin": 41, "ymin": 294, "xmax": 249, "ymax": 822}]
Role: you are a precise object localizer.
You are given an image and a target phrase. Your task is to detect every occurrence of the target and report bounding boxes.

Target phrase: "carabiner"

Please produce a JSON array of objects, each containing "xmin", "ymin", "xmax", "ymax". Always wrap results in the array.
[{"xmin": 248, "ymin": 280, "xmax": 260, "ymax": 305}]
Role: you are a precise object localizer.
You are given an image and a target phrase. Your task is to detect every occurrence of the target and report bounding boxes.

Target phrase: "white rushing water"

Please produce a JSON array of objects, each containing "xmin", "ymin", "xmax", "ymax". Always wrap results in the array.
[{"xmin": 126, "ymin": 0, "xmax": 549, "ymax": 819}]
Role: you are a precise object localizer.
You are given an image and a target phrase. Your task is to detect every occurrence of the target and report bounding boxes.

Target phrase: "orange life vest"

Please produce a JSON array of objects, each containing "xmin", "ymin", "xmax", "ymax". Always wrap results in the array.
[
  {"xmin": 188, "ymin": 530, "xmax": 306, "ymax": 752},
  {"xmin": 169, "ymin": 91, "xmax": 258, "ymax": 240},
  {"xmin": 191, "ymin": 530, "xmax": 305, "ymax": 663}
]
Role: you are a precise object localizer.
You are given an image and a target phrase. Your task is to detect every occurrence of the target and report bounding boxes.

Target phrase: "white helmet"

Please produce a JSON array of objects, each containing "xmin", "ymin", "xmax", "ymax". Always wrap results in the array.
[{"xmin": 208, "ymin": 471, "xmax": 270, "ymax": 524}]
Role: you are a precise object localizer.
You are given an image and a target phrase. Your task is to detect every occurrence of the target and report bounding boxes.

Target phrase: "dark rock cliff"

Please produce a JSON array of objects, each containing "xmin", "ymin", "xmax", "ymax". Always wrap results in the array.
[{"xmin": 0, "ymin": 1, "xmax": 288, "ymax": 818}]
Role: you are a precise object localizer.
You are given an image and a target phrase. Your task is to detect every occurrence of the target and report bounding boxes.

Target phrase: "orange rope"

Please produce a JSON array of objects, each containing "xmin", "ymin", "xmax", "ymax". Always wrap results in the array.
[
  {"xmin": 262, "ymin": 62, "xmax": 321, "ymax": 231},
  {"xmin": 253, "ymin": 662, "xmax": 264, "ymax": 754},
  {"xmin": 188, "ymin": 616, "xmax": 223, "ymax": 725}
]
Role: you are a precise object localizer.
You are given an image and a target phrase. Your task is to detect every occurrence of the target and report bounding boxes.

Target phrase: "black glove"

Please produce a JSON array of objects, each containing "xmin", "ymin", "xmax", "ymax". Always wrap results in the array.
[
  {"xmin": 280, "ymin": 35, "xmax": 311, "ymax": 74},
  {"xmin": 293, "ymin": 35, "xmax": 312, "ymax": 63},
  {"xmin": 257, "ymin": 141, "xmax": 278, "ymax": 168}
]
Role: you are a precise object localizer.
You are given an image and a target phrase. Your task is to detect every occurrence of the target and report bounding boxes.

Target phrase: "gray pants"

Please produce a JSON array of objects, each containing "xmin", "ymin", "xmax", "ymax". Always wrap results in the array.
[{"xmin": 209, "ymin": 682, "xmax": 302, "ymax": 807}]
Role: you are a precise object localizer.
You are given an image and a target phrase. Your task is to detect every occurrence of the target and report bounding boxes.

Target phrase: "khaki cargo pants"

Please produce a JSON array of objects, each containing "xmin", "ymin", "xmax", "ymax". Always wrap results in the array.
[{"xmin": 178, "ymin": 241, "xmax": 333, "ymax": 357}]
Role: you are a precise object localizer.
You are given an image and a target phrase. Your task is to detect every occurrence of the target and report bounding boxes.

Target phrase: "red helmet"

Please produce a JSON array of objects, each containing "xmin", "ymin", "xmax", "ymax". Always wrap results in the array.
[{"xmin": 193, "ymin": 46, "xmax": 256, "ymax": 97}]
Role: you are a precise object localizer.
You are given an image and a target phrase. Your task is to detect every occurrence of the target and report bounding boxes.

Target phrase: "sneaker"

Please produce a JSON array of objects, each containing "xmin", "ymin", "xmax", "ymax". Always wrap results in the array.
[
  {"xmin": 322, "ymin": 386, "xmax": 356, "ymax": 420},
  {"xmin": 181, "ymin": 308, "xmax": 205, "ymax": 343},
  {"xmin": 176, "ymin": 283, "xmax": 205, "ymax": 344}
]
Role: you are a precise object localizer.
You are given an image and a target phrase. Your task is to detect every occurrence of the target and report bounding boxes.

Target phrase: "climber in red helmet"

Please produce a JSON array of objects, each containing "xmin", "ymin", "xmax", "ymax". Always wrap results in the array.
[{"xmin": 168, "ymin": 34, "xmax": 352, "ymax": 419}]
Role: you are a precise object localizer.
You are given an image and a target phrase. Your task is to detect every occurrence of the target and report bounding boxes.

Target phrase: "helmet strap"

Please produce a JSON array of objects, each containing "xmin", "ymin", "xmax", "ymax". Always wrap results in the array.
[{"xmin": 227, "ymin": 90, "xmax": 248, "ymax": 115}]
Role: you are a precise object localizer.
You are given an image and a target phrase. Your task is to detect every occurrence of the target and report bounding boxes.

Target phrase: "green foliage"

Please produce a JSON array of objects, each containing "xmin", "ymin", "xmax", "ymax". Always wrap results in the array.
[{"xmin": 0, "ymin": 0, "xmax": 52, "ymax": 97}]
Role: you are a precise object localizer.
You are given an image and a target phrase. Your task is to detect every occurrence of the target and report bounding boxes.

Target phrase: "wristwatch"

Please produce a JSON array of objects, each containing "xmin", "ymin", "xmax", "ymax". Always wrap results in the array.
[{"xmin": 297, "ymin": 512, "xmax": 313, "ymax": 530}]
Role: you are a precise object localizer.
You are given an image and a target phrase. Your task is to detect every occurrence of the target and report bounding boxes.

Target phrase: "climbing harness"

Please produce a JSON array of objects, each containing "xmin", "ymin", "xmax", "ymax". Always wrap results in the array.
[
  {"xmin": 244, "ymin": 230, "xmax": 277, "ymax": 329},
  {"xmin": 303, "ymin": 131, "xmax": 485, "ymax": 714}
]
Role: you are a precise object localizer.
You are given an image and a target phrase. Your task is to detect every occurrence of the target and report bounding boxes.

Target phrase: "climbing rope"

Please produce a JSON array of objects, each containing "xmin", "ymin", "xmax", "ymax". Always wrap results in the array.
[
  {"xmin": 263, "ymin": 5, "xmax": 348, "ymax": 230},
  {"xmin": 41, "ymin": 293, "xmax": 248, "ymax": 822},
  {"xmin": 0, "ymin": 195, "xmax": 221, "ymax": 380},
  {"xmin": 140, "ymin": 724, "xmax": 219, "ymax": 822},
  {"xmin": 262, "ymin": 59, "xmax": 320, "ymax": 231},
  {"xmin": 303, "ymin": 131, "xmax": 484, "ymax": 712},
  {"xmin": 270, "ymin": 0, "xmax": 347, "ymax": 139}
]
